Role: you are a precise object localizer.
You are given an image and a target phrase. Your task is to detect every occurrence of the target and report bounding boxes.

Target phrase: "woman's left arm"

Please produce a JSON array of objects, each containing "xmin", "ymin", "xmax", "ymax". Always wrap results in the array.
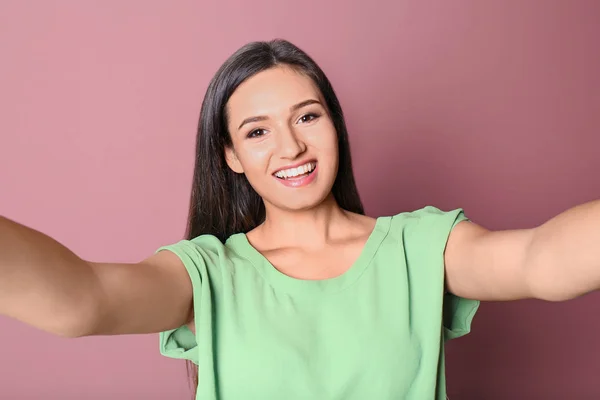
[{"xmin": 444, "ymin": 199, "xmax": 600, "ymax": 302}]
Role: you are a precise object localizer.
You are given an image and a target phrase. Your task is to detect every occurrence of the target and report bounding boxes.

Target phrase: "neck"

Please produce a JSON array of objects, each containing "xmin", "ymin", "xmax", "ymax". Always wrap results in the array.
[{"xmin": 258, "ymin": 194, "xmax": 351, "ymax": 249}]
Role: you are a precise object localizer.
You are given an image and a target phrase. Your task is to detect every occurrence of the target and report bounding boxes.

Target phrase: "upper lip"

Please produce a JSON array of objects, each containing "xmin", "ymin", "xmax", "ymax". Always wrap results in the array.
[{"xmin": 272, "ymin": 159, "xmax": 317, "ymax": 174}]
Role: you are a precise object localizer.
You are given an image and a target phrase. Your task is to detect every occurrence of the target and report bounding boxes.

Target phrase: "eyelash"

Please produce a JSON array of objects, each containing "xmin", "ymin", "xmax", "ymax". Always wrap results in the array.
[
  {"xmin": 246, "ymin": 112, "xmax": 321, "ymax": 139},
  {"xmin": 298, "ymin": 112, "xmax": 319, "ymax": 123}
]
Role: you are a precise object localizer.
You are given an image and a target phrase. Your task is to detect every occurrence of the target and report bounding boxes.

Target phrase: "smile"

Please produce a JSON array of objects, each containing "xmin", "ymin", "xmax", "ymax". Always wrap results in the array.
[
  {"xmin": 273, "ymin": 161, "xmax": 318, "ymax": 188},
  {"xmin": 273, "ymin": 161, "xmax": 316, "ymax": 180}
]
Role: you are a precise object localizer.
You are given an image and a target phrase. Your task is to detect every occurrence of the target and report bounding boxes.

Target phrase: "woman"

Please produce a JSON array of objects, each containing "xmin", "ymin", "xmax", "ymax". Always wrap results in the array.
[{"xmin": 1, "ymin": 39, "xmax": 598, "ymax": 399}]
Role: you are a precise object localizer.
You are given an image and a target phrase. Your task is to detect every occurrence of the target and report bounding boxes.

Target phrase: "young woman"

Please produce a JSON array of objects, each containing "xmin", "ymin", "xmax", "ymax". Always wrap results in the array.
[{"xmin": 1, "ymin": 39, "xmax": 599, "ymax": 399}]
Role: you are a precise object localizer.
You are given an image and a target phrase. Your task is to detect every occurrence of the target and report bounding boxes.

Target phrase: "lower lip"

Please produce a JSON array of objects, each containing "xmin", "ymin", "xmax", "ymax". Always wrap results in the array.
[{"xmin": 274, "ymin": 164, "xmax": 318, "ymax": 188}]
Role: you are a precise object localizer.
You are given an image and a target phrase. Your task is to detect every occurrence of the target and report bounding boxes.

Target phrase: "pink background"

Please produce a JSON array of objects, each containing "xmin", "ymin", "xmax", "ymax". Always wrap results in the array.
[{"xmin": 1, "ymin": 0, "xmax": 599, "ymax": 398}]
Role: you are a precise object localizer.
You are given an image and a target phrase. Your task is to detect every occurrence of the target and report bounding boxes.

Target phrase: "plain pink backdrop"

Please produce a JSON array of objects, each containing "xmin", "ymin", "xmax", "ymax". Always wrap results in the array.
[{"xmin": 1, "ymin": 1, "xmax": 599, "ymax": 398}]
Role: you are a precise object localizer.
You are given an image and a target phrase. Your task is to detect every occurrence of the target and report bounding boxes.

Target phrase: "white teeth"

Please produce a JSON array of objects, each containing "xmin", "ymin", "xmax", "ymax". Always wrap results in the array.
[{"xmin": 274, "ymin": 162, "xmax": 316, "ymax": 179}]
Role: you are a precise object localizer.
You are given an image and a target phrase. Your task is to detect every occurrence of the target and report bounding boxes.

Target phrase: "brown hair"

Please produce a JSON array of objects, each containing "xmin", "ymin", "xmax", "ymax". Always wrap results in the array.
[{"xmin": 184, "ymin": 38, "xmax": 364, "ymax": 395}]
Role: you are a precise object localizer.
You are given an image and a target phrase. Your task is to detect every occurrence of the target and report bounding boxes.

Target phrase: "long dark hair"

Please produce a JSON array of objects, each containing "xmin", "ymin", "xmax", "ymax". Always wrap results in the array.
[{"xmin": 183, "ymin": 38, "xmax": 364, "ymax": 393}]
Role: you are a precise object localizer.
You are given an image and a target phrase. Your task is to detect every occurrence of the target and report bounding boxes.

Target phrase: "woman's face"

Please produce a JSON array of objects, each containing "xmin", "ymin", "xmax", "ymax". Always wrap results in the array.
[{"xmin": 225, "ymin": 66, "xmax": 339, "ymax": 212}]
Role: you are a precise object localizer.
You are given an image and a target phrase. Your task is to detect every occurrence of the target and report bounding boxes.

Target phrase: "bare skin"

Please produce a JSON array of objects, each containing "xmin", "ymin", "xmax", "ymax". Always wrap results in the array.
[
  {"xmin": 0, "ymin": 216, "xmax": 192, "ymax": 337},
  {"xmin": 1, "ymin": 64, "xmax": 599, "ymax": 340},
  {"xmin": 248, "ymin": 201, "xmax": 377, "ymax": 281},
  {"xmin": 224, "ymin": 66, "xmax": 378, "ymax": 282}
]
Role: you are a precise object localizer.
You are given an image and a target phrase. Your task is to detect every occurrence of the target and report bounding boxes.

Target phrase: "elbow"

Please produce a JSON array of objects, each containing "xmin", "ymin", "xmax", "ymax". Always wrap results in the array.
[
  {"xmin": 532, "ymin": 288, "xmax": 577, "ymax": 302},
  {"xmin": 51, "ymin": 296, "xmax": 102, "ymax": 338},
  {"xmin": 35, "ymin": 314, "xmax": 96, "ymax": 339},
  {"xmin": 526, "ymin": 267, "xmax": 579, "ymax": 302},
  {"xmin": 55, "ymin": 317, "xmax": 97, "ymax": 338},
  {"xmin": 524, "ymin": 230, "xmax": 576, "ymax": 302}
]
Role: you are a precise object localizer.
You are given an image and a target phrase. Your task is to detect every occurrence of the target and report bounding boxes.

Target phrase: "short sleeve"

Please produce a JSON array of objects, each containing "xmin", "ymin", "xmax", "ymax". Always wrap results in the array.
[
  {"xmin": 443, "ymin": 291, "xmax": 479, "ymax": 341},
  {"xmin": 406, "ymin": 206, "xmax": 480, "ymax": 341},
  {"xmin": 441, "ymin": 208, "xmax": 480, "ymax": 341},
  {"xmin": 155, "ymin": 239, "xmax": 205, "ymax": 365}
]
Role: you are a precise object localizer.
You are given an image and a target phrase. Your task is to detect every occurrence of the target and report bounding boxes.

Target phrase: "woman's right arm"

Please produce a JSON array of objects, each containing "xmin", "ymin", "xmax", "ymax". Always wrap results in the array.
[{"xmin": 0, "ymin": 215, "xmax": 193, "ymax": 338}]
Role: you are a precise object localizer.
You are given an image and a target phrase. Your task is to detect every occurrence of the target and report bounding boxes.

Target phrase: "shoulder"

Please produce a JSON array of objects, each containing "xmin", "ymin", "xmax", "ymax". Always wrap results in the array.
[
  {"xmin": 159, "ymin": 233, "xmax": 227, "ymax": 256},
  {"xmin": 343, "ymin": 211, "xmax": 378, "ymax": 236},
  {"xmin": 385, "ymin": 205, "xmax": 469, "ymax": 245},
  {"xmin": 388, "ymin": 205, "xmax": 467, "ymax": 227},
  {"xmin": 155, "ymin": 233, "xmax": 235, "ymax": 274},
  {"xmin": 389, "ymin": 205, "xmax": 465, "ymax": 222}
]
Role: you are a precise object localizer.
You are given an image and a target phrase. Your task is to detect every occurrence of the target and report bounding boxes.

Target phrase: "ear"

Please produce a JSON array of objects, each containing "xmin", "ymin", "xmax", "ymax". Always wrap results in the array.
[{"xmin": 224, "ymin": 146, "xmax": 244, "ymax": 174}]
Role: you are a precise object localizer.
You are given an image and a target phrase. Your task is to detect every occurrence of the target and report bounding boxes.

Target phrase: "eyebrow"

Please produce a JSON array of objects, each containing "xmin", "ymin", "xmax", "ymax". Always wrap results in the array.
[{"xmin": 237, "ymin": 99, "xmax": 322, "ymax": 130}]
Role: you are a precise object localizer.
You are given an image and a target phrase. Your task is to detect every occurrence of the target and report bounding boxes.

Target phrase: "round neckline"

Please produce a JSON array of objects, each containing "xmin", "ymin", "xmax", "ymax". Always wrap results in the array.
[{"xmin": 226, "ymin": 216, "xmax": 392, "ymax": 297}]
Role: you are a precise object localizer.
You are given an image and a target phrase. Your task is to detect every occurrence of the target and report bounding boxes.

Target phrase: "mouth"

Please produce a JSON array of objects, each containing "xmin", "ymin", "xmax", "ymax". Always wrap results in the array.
[
  {"xmin": 273, "ymin": 161, "xmax": 317, "ymax": 180},
  {"xmin": 272, "ymin": 161, "xmax": 318, "ymax": 188}
]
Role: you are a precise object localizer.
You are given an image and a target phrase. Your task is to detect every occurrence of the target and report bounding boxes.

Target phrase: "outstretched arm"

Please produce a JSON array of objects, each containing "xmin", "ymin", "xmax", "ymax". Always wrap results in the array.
[
  {"xmin": 0, "ymin": 216, "xmax": 193, "ymax": 337},
  {"xmin": 444, "ymin": 199, "xmax": 600, "ymax": 302}
]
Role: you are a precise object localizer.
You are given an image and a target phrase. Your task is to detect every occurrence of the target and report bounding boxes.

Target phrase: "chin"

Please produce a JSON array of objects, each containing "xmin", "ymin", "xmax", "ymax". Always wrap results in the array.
[
  {"xmin": 270, "ymin": 189, "xmax": 333, "ymax": 212},
  {"xmin": 255, "ymin": 167, "xmax": 337, "ymax": 212}
]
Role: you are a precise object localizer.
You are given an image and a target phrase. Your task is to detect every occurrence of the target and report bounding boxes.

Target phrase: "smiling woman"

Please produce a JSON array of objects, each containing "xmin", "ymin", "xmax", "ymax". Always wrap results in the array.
[
  {"xmin": 186, "ymin": 40, "xmax": 364, "ymax": 244},
  {"xmin": 152, "ymin": 39, "xmax": 480, "ymax": 399},
  {"xmin": 1, "ymin": 38, "xmax": 599, "ymax": 400},
  {"xmin": 224, "ymin": 67, "xmax": 339, "ymax": 208}
]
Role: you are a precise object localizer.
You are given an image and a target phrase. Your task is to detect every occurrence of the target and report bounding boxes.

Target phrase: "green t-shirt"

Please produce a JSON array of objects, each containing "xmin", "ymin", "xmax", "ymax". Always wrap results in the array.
[{"xmin": 156, "ymin": 206, "xmax": 479, "ymax": 399}]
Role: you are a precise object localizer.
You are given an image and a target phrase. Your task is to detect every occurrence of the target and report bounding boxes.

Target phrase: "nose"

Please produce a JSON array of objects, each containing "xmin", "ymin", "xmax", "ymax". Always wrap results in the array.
[{"xmin": 277, "ymin": 125, "xmax": 306, "ymax": 159}]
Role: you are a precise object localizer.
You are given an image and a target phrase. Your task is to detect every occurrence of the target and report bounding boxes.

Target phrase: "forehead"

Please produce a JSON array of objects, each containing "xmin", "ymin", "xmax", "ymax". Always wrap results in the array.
[{"xmin": 226, "ymin": 66, "xmax": 321, "ymax": 122}]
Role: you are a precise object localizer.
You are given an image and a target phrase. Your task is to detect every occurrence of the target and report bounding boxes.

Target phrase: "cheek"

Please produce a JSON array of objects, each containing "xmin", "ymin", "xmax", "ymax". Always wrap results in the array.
[
  {"xmin": 237, "ymin": 143, "xmax": 273, "ymax": 175},
  {"xmin": 306, "ymin": 124, "xmax": 338, "ymax": 158}
]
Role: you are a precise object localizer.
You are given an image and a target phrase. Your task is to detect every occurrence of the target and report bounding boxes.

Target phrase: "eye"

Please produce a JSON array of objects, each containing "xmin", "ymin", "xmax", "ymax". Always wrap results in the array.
[
  {"xmin": 298, "ymin": 113, "xmax": 320, "ymax": 124},
  {"xmin": 247, "ymin": 128, "xmax": 267, "ymax": 139}
]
